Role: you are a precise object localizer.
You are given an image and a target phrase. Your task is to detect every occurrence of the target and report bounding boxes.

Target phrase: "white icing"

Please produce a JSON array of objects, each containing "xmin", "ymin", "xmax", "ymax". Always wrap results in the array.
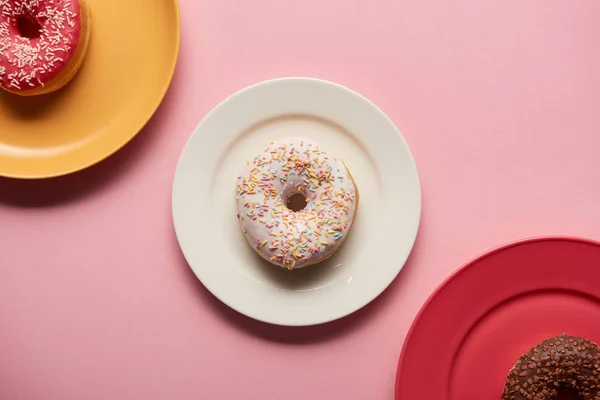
[{"xmin": 235, "ymin": 137, "xmax": 358, "ymax": 270}]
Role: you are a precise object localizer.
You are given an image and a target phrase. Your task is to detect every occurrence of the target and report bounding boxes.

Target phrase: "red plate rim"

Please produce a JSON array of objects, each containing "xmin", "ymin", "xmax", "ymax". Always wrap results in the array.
[{"xmin": 394, "ymin": 235, "xmax": 600, "ymax": 398}]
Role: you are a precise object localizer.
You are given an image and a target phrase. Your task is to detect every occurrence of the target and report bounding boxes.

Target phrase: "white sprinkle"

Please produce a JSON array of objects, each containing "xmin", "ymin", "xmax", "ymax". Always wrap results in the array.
[{"xmin": 0, "ymin": 0, "xmax": 81, "ymax": 89}]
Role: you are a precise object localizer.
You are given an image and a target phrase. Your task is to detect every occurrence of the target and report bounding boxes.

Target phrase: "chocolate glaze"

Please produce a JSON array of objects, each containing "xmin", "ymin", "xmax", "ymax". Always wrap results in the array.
[{"xmin": 503, "ymin": 334, "xmax": 600, "ymax": 400}]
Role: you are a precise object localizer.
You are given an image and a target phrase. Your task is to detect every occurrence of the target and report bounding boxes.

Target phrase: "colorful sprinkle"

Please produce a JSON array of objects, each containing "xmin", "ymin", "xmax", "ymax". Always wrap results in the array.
[{"xmin": 235, "ymin": 139, "xmax": 357, "ymax": 270}]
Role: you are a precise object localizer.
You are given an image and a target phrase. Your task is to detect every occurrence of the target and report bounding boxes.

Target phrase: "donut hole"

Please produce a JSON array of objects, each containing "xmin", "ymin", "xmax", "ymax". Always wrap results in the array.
[
  {"xmin": 16, "ymin": 16, "xmax": 42, "ymax": 39},
  {"xmin": 554, "ymin": 387, "xmax": 582, "ymax": 400},
  {"xmin": 286, "ymin": 192, "xmax": 308, "ymax": 212}
]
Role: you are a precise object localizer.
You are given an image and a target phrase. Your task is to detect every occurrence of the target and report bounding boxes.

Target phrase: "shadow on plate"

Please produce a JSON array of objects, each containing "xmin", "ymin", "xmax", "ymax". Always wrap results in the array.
[
  {"xmin": 0, "ymin": 89, "xmax": 177, "ymax": 208},
  {"xmin": 0, "ymin": 143, "xmax": 134, "ymax": 207},
  {"xmin": 174, "ymin": 228, "xmax": 422, "ymax": 344},
  {"xmin": 235, "ymin": 229, "xmax": 350, "ymax": 291},
  {"xmin": 0, "ymin": 67, "xmax": 81, "ymax": 119},
  {"xmin": 0, "ymin": 55, "xmax": 185, "ymax": 207},
  {"xmin": 255, "ymin": 252, "xmax": 344, "ymax": 290},
  {"xmin": 0, "ymin": 52, "xmax": 184, "ymax": 207}
]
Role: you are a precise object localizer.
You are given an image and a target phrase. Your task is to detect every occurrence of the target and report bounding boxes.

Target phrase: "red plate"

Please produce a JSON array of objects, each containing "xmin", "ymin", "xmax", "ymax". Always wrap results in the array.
[{"xmin": 396, "ymin": 237, "xmax": 600, "ymax": 400}]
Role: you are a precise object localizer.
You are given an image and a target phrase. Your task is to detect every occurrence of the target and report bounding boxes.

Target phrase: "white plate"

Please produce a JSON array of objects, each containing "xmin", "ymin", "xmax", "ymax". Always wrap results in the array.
[{"xmin": 172, "ymin": 78, "xmax": 421, "ymax": 326}]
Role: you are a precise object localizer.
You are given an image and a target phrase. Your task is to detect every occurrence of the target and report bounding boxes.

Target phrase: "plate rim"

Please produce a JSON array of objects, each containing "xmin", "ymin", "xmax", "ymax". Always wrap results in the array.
[
  {"xmin": 394, "ymin": 235, "xmax": 600, "ymax": 399},
  {"xmin": 172, "ymin": 76, "xmax": 422, "ymax": 326},
  {"xmin": 0, "ymin": 0, "xmax": 181, "ymax": 180}
]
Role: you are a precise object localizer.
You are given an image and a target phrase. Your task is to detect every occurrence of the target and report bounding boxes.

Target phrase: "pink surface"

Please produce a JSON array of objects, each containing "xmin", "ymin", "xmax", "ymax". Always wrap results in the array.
[{"xmin": 1, "ymin": 0, "xmax": 600, "ymax": 399}]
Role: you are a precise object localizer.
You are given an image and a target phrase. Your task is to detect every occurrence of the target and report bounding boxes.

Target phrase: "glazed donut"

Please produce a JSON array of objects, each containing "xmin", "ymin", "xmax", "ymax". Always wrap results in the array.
[
  {"xmin": 503, "ymin": 334, "xmax": 600, "ymax": 400},
  {"xmin": 235, "ymin": 138, "xmax": 359, "ymax": 270},
  {"xmin": 0, "ymin": 0, "xmax": 91, "ymax": 96}
]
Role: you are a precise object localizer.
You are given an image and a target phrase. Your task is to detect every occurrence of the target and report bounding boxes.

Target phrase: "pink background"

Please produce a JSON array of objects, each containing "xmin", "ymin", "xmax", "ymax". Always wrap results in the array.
[{"xmin": 2, "ymin": 0, "xmax": 600, "ymax": 399}]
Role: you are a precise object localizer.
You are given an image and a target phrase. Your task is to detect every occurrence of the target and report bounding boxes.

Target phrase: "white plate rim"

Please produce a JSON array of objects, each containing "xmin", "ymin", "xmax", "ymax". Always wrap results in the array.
[{"xmin": 172, "ymin": 77, "xmax": 421, "ymax": 326}]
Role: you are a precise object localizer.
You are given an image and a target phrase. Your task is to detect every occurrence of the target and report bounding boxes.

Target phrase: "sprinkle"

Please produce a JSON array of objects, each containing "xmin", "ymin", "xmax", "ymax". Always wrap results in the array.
[
  {"xmin": 236, "ymin": 139, "xmax": 356, "ymax": 269},
  {"xmin": 0, "ymin": 0, "xmax": 80, "ymax": 91}
]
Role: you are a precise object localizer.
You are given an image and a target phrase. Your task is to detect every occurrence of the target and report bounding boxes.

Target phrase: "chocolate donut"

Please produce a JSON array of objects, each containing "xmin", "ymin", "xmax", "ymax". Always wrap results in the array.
[{"xmin": 503, "ymin": 334, "xmax": 600, "ymax": 400}]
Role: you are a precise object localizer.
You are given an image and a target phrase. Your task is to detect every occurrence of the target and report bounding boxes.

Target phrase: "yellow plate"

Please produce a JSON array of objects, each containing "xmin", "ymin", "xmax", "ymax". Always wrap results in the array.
[{"xmin": 0, "ymin": 0, "xmax": 180, "ymax": 179}]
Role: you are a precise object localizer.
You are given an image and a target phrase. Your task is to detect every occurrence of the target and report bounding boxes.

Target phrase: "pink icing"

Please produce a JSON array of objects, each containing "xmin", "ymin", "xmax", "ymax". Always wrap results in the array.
[{"xmin": 0, "ymin": 0, "xmax": 82, "ymax": 92}]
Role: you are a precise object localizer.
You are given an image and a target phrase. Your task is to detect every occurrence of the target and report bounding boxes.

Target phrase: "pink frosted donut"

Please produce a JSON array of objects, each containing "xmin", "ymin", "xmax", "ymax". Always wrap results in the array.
[{"xmin": 0, "ymin": 0, "xmax": 91, "ymax": 96}]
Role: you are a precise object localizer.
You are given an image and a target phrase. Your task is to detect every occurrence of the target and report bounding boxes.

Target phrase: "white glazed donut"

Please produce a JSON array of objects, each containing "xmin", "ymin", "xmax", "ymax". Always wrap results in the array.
[{"xmin": 235, "ymin": 137, "xmax": 359, "ymax": 270}]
